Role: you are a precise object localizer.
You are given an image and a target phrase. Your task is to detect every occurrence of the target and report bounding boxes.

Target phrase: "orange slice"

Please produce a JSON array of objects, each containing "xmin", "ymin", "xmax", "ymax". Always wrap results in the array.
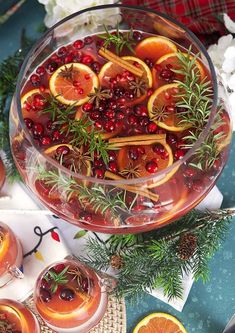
[
  {"xmin": 44, "ymin": 144, "xmax": 91, "ymax": 177},
  {"xmin": 133, "ymin": 312, "xmax": 187, "ymax": 333},
  {"xmin": 49, "ymin": 63, "xmax": 99, "ymax": 106},
  {"xmin": 148, "ymin": 83, "xmax": 190, "ymax": 132},
  {"xmin": 98, "ymin": 56, "xmax": 152, "ymax": 106},
  {"xmin": 152, "ymin": 52, "xmax": 205, "ymax": 89},
  {"xmin": 117, "ymin": 141, "xmax": 177, "ymax": 187},
  {"xmin": 135, "ymin": 36, "xmax": 177, "ymax": 63}
]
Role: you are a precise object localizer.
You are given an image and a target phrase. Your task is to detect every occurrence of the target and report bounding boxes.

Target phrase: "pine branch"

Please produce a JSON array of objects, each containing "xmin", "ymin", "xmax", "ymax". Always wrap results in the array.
[{"xmin": 84, "ymin": 208, "xmax": 234, "ymax": 301}]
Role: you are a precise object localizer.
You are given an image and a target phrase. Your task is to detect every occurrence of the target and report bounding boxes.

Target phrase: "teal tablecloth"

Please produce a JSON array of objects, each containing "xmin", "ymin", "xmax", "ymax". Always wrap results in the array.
[{"xmin": 0, "ymin": 1, "xmax": 235, "ymax": 332}]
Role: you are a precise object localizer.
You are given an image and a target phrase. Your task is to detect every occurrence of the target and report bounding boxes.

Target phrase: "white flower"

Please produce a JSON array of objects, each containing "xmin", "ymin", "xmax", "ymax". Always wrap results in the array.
[
  {"xmin": 38, "ymin": 0, "xmax": 119, "ymax": 28},
  {"xmin": 224, "ymin": 13, "xmax": 235, "ymax": 33}
]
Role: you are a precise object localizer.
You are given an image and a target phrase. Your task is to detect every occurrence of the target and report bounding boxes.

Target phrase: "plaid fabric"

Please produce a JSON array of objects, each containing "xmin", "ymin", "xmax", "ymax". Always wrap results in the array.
[{"xmin": 122, "ymin": 0, "xmax": 235, "ymax": 36}]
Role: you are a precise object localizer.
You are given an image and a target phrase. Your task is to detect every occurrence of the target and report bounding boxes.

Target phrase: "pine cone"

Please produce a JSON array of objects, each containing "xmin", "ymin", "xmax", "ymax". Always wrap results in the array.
[
  {"xmin": 110, "ymin": 254, "xmax": 124, "ymax": 269},
  {"xmin": 177, "ymin": 233, "xmax": 197, "ymax": 260}
]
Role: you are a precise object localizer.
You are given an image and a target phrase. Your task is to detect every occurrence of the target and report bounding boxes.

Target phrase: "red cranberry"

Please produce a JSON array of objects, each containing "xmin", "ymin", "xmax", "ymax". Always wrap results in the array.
[
  {"xmin": 167, "ymin": 133, "xmax": 177, "ymax": 145},
  {"xmin": 116, "ymin": 111, "xmax": 125, "ymax": 120},
  {"xmin": 64, "ymin": 54, "xmax": 73, "ymax": 63},
  {"xmin": 60, "ymin": 288, "xmax": 75, "ymax": 301},
  {"xmin": 33, "ymin": 123, "xmax": 44, "ymax": 137},
  {"xmin": 91, "ymin": 61, "xmax": 101, "ymax": 73},
  {"xmin": 146, "ymin": 160, "xmax": 158, "ymax": 173},
  {"xmin": 53, "ymin": 264, "xmax": 65, "ymax": 273},
  {"xmin": 57, "ymin": 46, "xmax": 67, "ymax": 57},
  {"xmin": 56, "ymin": 145, "xmax": 70, "ymax": 155},
  {"xmin": 139, "ymin": 116, "xmax": 149, "ymax": 127},
  {"xmin": 183, "ymin": 166, "xmax": 197, "ymax": 178},
  {"xmin": 133, "ymin": 126, "xmax": 144, "ymax": 135},
  {"xmin": 41, "ymin": 136, "xmax": 51, "ymax": 145},
  {"xmin": 161, "ymin": 150, "xmax": 169, "ymax": 160},
  {"xmin": 137, "ymin": 147, "xmax": 145, "ymax": 155},
  {"xmin": 176, "ymin": 140, "xmax": 184, "ymax": 149},
  {"xmin": 79, "ymin": 211, "xmax": 92, "ymax": 222},
  {"xmin": 94, "ymin": 168, "xmax": 104, "ymax": 178},
  {"xmin": 192, "ymin": 179, "xmax": 203, "ymax": 192},
  {"xmin": 94, "ymin": 159, "xmax": 103, "ymax": 167},
  {"xmin": 90, "ymin": 110, "xmax": 100, "ymax": 120},
  {"xmin": 24, "ymin": 118, "xmax": 34, "ymax": 129},
  {"xmin": 46, "ymin": 61, "xmax": 58, "ymax": 74},
  {"xmin": 127, "ymin": 114, "xmax": 138, "ymax": 125},
  {"xmin": 36, "ymin": 66, "xmax": 45, "ymax": 76},
  {"xmin": 103, "ymin": 120, "xmax": 115, "ymax": 132},
  {"xmin": 109, "ymin": 101, "xmax": 118, "ymax": 110},
  {"xmin": 73, "ymin": 40, "xmax": 84, "ymax": 49},
  {"xmin": 108, "ymin": 151, "xmax": 116, "ymax": 161},
  {"xmin": 147, "ymin": 122, "xmax": 157, "ymax": 133},
  {"xmin": 82, "ymin": 55, "xmax": 93, "ymax": 64},
  {"xmin": 30, "ymin": 74, "xmax": 40, "ymax": 86},
  {"xmin": 114, "ymin": 87, "xmax": 125, "ymax": 97},
  {"xmin": 40, "ymin": 288, "xmax": 52, "ymax": 303},
  {"xmin": 134, "ymin": 105, "xmax": 148, "ymax": 116},
  {"xmin": 174, "ymin": 149, "xmax": 185, "ymax": 160},
  {"xmin": 98, "ymin": 103, "xmax": 106, "ymax": 112},
  {"xmin": 165, "ymin": 105, "xmax": 175, "ymax": 113},
  {"xmin": 52, "ymin": 130, "xmax": 61, "ymax": 141},
  {"xmin": 104, "ymin": 109, "xmax": 115, "ymax": 119},
  {"xmin": 46, "ymin": 120, "xmax": 56, "ymax": 130},
  {"xmin": 147, "ymin": 89, "xmax": 154, "ymax": 96},
  {"xmin": 129, "ymin": 148, "xmax": 139, "ymax": 161},
  {"xmin": 144, "ymin": 58, "xmax": 154, "ymax": 68},
  {"xmin": 41, "ymin": 278, "xmax": 50, "ymax": 290},
  {"xmin": 94, "ymin": 120, "xmax": 103, "ymax": 129},
  {"xmin": 108, "ymin": 161, "xmax": 118, "ymax": 173},
  {"xmin": 212, "ymin": 159, "xmax": 222, "ymax": 171},
  {"xmin": 133, "ymin": 30, "xmax": 143, "ymax": 41},
  {"xmin": 39, "ymin": 84, "xmax": 46, "ymax": 92},
  {"xmin": 125, "ymin": 91, "xmax": 134, "ymax": 100},
  {"xmin": 84, "ymin": 36, "xmax": 93, "ymax": 44},
  {"xmin": 156, "ymin": 128, "xmax": 166, "ymax": 134},
  {"xmin": 160, "ymin": 68, "xmax": 174, "ymax": 81},
  {"xmin": 73, "ymin": 51, "xmax": 83, "ymax": 62},
  {"xmin": 83, "ymin": 102, "xmax": 93, "ymax": 112},
  {"xmin": 153, "ymin": 143, "xmax": 165, "ymax": 155},
  {"xmin": 33, "ymin": 94, "xmax": 45, "ymax": 107}
]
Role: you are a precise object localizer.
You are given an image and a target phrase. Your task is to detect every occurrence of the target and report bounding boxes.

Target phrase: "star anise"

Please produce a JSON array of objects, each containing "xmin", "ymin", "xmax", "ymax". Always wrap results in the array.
[
  {"xmin": 88, "ymin": 87, "xmax": 112, "ymax": 108},
  {"xmin": 129, "ymin": 77, "xmax": 148, "ymax": 97},
  {"xmin": 151, "ymin": 105, "xmax": 170, "ymax": 122},
  {"xmin": 67, "ymin": 267, "xmax": 82, "ymax": 285},
  {"xmin": 57, "ymin": 147, "xmax": 92, "ymax": 173},
  {"xmin": 58, "ymin": 64, "xmax": 80, "ymax": 82},
  {"xmin": 120, "ymin": 164, "xmax": 141, "ymax": 179}
]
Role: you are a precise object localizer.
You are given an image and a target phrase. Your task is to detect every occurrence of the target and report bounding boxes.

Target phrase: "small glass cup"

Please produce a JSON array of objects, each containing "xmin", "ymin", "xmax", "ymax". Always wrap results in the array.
[
  {"xmin": 34, "ymin": 258, "xmax": 108, "ymax": 333},
  {"xmin": 0, "ymin": 298, "xmax": 40, "ymax": 332},
  {"xmin": 0, "ymin": 222, "xmax": 24, "ymax": 288}
]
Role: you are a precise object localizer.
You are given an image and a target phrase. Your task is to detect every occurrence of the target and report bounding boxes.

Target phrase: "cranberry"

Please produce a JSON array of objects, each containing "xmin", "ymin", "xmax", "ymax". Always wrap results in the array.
[
  {"xmin": 156, "ymin": 128, "xmax": 166, "ymax": 135},
  {"xmin": 98, "ymin": 103, "xmax": 106, "ymax": 112},
  {"xmin": 103, "ymin": 120, "xmax": 115, "ymax": 132},
  {"xmin": 57, "ymin": 46, "xmax": 67, "ymax": 57},
  {"xmin": 73, "ymin": 51, "xmax": 83, "ymax": 62},
  {"xmin": 64, "ymin": 54, "xmax": 73, "ymax": 63},
  {"xmin": 94, "ymin": 168, "xmax": 104, "ymax": 178},
  {"xmin": 94, "ymin": 159, "xmax": 103, "ymax": 167},
  {"xmin": 174, "ymin": 149, "xmax": 185, "ymax": 160},
  {"xmin": 144, "ymin": 58, "xmax": 154, "ymax": 68},
  {"xmin": 73, "ymin": 40, "xmax": 84, "ymax": 49},
  {"xmin": 40, "ymin": 288, "xmax": 52, "ymax": 303},
  {"xmin": 192, "ymin": 179, "xmax": 203, "ymax": 192},
  {"xmin": 90, "ymin": 110, "xmax": 101, "ymax": 120},
  {"xmin": 167, "ymin": 133, "xmax": 177, "ymax": 145},
  {"xmin": 84, "ymin": 36, "xmax": 93, "ymax": 44},
  {"xmin": 212, "ymin": 159, "xmax": 221, "ymax": 171},
  {"xmin": 114, "ymin": 87, "xmax": 125, "ymax": 97},
  {"xmin": 116, "ymin": 111, "xmax": 125, "ymax": 120},
  {"xmin": 40, "ymin": 278, "xmax": 50, "ymax": 290},
  {"xmin": 108, "ymin": 151, "xmax": 116, "ymax": 161},
  {"xmin": 33, "ymin": 123, "xmax": 44, "ymax": 137},
  {"xmin": 79, "ymin": 211, "xmax": 92, "ymax": 222},
  {"xmin": 53, "ymin": 264, "xmax": 65, "ymax": 273},
  {"xmin": 183, "ymin": 166, "xmax": 197, "ymax": 178},
  {"xmin": 81, "ymin": 277, "xmax": 89, "ymax": 292},
  {"xmin": 46, "ymin": 120, "xmax": 56, "ymax": 130},
  {"xmin": 132, "ymin": 204, "xmax": 146, "ymax": 211},
  {"xmin": 127, "ymin": 114, "xmax": 138, "ymax": 125},
  {"xmin": 147, "ymin": 88, "xmax": 153, "ymax": 96},
  {"xmin": 139, "ymin": 116, "xmax": 149, "ymax": 127},
  {"xmin": 104, "ymin": 109, "xmax": 115, "ymax": 119},
  {"xmin": 94, "ymin": 120, "xmax": 103, "ymax": 129},
  {"xmin": 60, "ymin": 288, "xmax": 75, "ymax": 301},
  {"xmin": 160, "ymin": 68, "xmax": 174, "ymax": 81},
  {"xmin": 147, "ymin": 122, "xmax": 157, "ymax": 133},
  {"xmin": 109, "ymin": 101, "xmax": 118, "ymax": 110},
  {"xmin": 137, "ymin": 147, "xmax": 145, "ymax": 155},
  {"xmin": 36, "ymin": 66, "xmax": 45, "ymax": 76},
  {"xmin": 56, "ymin": 145, "xmax": 70, "ymax": 155},
  {"xmin": 108, "ymin": 161, "xmax": 118, "ymax": 173},
  {"xmin": 41, "ymin": 136, "xmax": 51, "ymax": 145},
  {"xmin": 153, "ymin": 143, "xmax": 165, "ymax": 154},
  {"xmin": 125, "ymin": 91, "xmax": 135, "ymax": 100},
  {"xmin": 52, "ymin": 130, "xmax": 61, "ymax": 141},
  {"xmin": 24, "ymin": 118, "xmax": 34, "ymax": 129},
  {"xmin": 176, "ymin": 140, "xmax": 184, "ymax": 149},
  {"xmin": 39, "ymin": 84, "xmax": 46, "ymax": 93},
  {"xmin": 33, "ymin": 94, "xmax": 45, "ymax": 107},
  {"xmin": 83, "ymin": 102, "xmax": 93, "ymax": 112},
  {"xmin": 161, "ymin": 150, "xmax": 169, "ymax": 160},
  {"xmin": 129, "ymin": 148, "xmax": 139, "ymax": 161},
  {"xmin": 30, "ymin": 74, "xmax": 40, "ymax": 86},
  {"xmin": 134, "ymin": 105, "xmax": 148, "ymax": 116},
  {"xmin": 165, "ymin": 105, "xmax": 175, "ymax": 113},
  {"xmin": 82, "ymin": 55, "xmax": 93, "ymax": 64},
  {"xmin": 46, "ymin": 61, "xmax": 58, "ymax": 74},
  {"xmin": 91, "ymin": 61, "xmax": 101, "ymax": 73},
  {"xmin": 133, "ymin": 30, "xmax": 143, "ymax": 41},
  {"xmin": 146, "ymin": 160, "xmax": 158, "ymax": 173}
]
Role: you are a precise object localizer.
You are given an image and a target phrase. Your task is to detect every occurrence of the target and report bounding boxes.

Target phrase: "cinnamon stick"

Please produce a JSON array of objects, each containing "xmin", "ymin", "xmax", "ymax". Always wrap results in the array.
[
  {"xmin": 105, "ymin": 171, "xmax": 159, "ymax": 202},
  {"xmin": 99, "ymin": 47, "xmax": 144, "ymax": 78},
  {"xmin": 109, "ymin": 134, "xmax": 166, "ymax": 148}
]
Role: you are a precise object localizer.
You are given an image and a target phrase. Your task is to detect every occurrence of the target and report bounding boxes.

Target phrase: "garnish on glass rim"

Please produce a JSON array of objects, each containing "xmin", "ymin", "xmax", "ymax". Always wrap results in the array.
[
  {"xmin": 99, "ymin": 25, "xmax": 135, "ymax": 55},
  {"xmin": 44, "ymin": 265, "xmax": 69, "ymax": 293},
  {"xmin": 88, "ymin": 87, "xmax": 112, "ymax": 108}
]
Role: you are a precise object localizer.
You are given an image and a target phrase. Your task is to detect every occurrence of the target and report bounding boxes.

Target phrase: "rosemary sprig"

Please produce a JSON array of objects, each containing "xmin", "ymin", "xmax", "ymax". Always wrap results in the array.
[
  {"xmin": 88, "ymin": 87, "xmax": 112, "ymax": 108},
  {"xmin": 44, "ymin": 266, "xmax": 69, "ymax": 293},
  {"xmin": 174, "ymin": 49, "xmax": 224, "ymax": 170},
  {"xmin": 99, "ymin": 25, "xmax": 135, "ymax": 55}
]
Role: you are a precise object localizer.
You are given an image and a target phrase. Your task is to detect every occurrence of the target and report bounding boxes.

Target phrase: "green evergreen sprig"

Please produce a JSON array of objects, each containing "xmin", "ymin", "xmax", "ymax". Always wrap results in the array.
[
  {"xmin": 83, "ymin": 208, "xmax": 234, "ymax": 301},
  {"xmin": 44, "ymin": 265, "xmax": 69, "ymax": 293}
]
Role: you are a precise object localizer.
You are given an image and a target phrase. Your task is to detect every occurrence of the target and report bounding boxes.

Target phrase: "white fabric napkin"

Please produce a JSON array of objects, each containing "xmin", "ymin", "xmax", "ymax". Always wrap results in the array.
[{"xmin": 0, "ymin": 181, "xmax": 70, "ymax": 301}]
